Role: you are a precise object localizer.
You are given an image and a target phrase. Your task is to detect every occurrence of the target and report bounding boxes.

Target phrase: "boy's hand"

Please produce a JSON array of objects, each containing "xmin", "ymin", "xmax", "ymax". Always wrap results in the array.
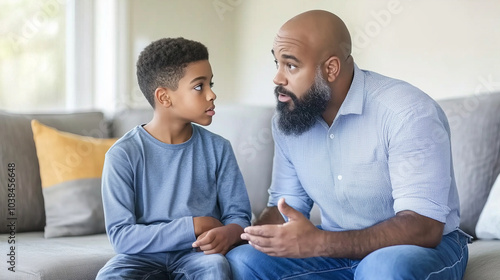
[
  {"xmin": 192, "ymin": 224, "xmax": 244, "ymax": 255},
  {"xmin": 193, "ymin": 216, "xmax": 223, "ymax": 237}
]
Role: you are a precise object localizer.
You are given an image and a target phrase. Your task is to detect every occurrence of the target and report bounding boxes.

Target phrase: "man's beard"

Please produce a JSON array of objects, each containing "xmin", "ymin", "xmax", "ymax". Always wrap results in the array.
[{"xmin": 275, "ymin": 69, "xmax": 331, "ymax": 136}]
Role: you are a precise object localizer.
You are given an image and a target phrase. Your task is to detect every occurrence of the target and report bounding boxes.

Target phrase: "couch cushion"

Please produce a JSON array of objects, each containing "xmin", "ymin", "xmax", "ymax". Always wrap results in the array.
[
  {"xmin": 0, "ymin": 232, "xmax": 114, "ymax": 279},
  {"xmin": 464, "ymin": 239, "xmax": 500, "ymax": 280},
  {"xmin": 438, "ymin": 93, "xmax": 500, "ymax": 238},
  {"xmin": 0, "ymin": 111, "xmax": 110, "ymax": 234},
  {"xmin": 31, "ymin": 120, "xmax": 116, "ymax": 238}
]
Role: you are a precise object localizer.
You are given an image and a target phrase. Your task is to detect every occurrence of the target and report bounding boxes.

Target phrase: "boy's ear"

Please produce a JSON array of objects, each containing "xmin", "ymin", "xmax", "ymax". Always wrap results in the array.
[{"xmin": 154, "ymin": 87, "xmax": 172, "ymax": 108}]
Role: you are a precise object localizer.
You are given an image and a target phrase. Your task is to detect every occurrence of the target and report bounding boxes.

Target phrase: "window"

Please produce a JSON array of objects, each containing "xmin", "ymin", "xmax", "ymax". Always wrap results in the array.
[{"xmin": 0, "ymin": 0, "xmax": 66, "ymax": 112}]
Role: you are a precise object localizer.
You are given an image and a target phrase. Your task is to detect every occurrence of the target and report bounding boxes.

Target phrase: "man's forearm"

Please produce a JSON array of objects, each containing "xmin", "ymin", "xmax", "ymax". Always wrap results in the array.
[
  {"xmin": 318, "ymin": 210, "xmax": 445, "ymax": 259},
  {"xmin": 254, "ymin": 206, "xmax": 285, "ymax": 225}
]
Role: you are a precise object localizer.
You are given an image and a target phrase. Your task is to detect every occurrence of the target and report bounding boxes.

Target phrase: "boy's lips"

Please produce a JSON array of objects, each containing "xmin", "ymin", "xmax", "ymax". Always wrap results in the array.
[{"xmin": 206, "ymin": 106, "xmax": 215, "ymax": 116}]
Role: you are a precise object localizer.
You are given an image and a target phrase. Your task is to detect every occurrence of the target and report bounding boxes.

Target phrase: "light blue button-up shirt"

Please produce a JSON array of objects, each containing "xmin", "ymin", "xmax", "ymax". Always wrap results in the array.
[{"xmin": 268, "ymin": 64, "xmax": 460, "ymax": 235}]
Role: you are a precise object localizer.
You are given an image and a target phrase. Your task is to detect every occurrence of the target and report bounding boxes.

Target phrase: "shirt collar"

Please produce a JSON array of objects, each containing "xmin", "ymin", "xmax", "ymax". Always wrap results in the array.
[{"xmin": 337, "ymin": 63, "xmax": 365, "ymax": 116}]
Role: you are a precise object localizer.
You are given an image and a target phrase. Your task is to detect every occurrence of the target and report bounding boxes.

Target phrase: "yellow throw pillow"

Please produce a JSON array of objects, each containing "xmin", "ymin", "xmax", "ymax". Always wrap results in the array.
[{"xmin": 31, "ymin": 119, "xmax": 117, "ymax": 238}]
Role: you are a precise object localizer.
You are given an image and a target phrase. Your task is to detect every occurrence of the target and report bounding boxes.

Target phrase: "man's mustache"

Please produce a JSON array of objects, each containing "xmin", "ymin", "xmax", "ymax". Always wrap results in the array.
[{"xmin": 274, "ymin": 86, "xmax": 298, "ymax": 102}]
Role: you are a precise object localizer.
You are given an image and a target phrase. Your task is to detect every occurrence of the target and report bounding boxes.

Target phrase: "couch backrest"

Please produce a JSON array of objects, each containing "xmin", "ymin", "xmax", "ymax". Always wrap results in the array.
[
  {"xmin": 2, "ymin": 92, "xmax": 498, "ymax": 236},
  {"xmin": 0, "ymin": 111, "xmax": 109, "ymax": 233},
  {"xmin": 437, "ymin": 92, "xmax": 500, "ymax": 238},
  {"xmin": 205, "ymin": 105, "xmax": 276, "ymax": 218}
]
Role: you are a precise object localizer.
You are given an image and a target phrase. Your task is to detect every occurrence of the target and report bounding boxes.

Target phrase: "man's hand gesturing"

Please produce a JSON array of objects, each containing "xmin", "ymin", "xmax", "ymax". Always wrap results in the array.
[{"xmin": 241, "ymin": 198, "xmax": 325, "ymax": 258}]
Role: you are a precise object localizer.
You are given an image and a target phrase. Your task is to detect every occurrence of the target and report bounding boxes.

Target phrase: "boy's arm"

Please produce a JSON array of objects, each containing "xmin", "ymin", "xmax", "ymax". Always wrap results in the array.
[
  {"xmin": 102, "ymin": 151, "xmax": 198, "ymax": 254},
  {"xmin": 215, "ymin": 141, "xmax": 252, "ymax": 229},
  {"xmin": 191, "ymin": 140, "xmax": 251, "ymax": 255},
  {"xmin": 193, "ymin": 216, "xmax": 223, "ymax": 237}
]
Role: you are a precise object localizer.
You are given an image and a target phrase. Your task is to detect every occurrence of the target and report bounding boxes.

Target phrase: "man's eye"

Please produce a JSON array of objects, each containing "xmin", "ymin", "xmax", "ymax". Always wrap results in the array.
[
  {"xmin": 210, "ymin": 82, "xmax": 214, "ymax": 88},
  {"xmin": 274, "ymin": 59, "xmax": 279, "ymax": 69},
  {"xmin": 287, "ymin": 63, "xmax": 296, "ymax": 70}
]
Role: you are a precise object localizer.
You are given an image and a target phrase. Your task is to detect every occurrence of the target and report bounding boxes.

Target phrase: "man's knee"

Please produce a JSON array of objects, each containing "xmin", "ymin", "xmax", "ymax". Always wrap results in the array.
[
  {"xmin": 227, "ymin": 244, "xmax": 263, "ymax": 264},
  {"xmin": 226, "ymin": 244, "xmax": 265, "ymax": 278},
  {"xmin": 355, "ymin": 245, "xmax": 430, "ymax": 280}
]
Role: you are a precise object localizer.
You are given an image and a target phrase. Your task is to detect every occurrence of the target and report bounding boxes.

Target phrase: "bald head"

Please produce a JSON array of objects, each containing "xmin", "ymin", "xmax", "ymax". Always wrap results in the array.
[
  {"xmin": 277, "ymin": 10, "xmax": 352, "ymax": 62},
  {"xmin": 272, "ymin": 10, "xmax": 354, "ymax": 124}
]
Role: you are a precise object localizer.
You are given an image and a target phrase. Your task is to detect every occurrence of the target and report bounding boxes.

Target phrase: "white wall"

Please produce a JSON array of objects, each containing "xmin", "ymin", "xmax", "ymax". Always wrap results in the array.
[
  {"xmin": 125, "ymin": 0, "xmax": 239, "ymax": 108},
  {"xmin": 125, "ymin": 0, "xmax": 500, "ymax": 107},
  {"xmin": 233, "ymin": 0, "xmax": 500, "ymax": 105}
]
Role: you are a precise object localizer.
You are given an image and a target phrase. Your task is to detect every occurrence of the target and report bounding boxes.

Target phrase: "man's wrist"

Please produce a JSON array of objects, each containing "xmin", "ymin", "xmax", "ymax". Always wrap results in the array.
[{"xmin": 314, "ymin": 229, "xmax": 330, "ymax": 257}]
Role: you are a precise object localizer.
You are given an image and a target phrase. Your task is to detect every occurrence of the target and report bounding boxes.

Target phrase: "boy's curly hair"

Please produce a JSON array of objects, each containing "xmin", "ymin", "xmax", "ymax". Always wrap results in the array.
[{"xmin": 136, "ymin": 37, "xmax": 209, "ymax": 108}]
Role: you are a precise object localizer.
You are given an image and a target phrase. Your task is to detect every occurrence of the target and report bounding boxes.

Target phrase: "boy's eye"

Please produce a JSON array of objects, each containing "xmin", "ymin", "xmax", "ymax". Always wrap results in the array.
[
  {"xmin": 287, "ymin": 63, "xmax": 296, "ymax": 70},
  {"xmin": 194, "ymin": 82, "xmax": 214, "ymax": 91}
]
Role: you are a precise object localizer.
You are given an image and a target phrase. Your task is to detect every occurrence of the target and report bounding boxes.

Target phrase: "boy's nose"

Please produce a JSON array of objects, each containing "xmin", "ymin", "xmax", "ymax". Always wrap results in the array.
[{"xmin": 207, "ymin": 89, "xmax": 216, "ymax": 101}]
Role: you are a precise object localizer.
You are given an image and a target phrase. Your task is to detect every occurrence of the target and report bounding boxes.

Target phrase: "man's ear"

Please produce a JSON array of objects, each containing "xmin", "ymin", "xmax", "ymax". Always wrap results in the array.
[
  {"xmin": 324, "ymin": 56, "xmax": 341, "ymax": 83},
  {"xmin": 154, "ymin": 87, "xmax": 172, "ymax": 108}
]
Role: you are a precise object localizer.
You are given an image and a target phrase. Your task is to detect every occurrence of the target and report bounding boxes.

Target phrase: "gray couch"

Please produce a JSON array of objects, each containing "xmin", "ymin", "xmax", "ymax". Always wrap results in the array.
[{"xmin": 1, "ymin": 93, "xmax": 499, "ymax": 279}]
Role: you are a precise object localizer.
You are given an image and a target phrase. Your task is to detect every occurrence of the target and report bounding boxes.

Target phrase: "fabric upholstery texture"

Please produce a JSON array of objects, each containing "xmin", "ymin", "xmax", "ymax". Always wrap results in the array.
[
  {"xmin": 31, "ymin": 120, "xmax": 116, "ymax": 238},
  {"xmin": 0, "ymin": 232, "xmax": 114, "ymax": 280},
  {"xmin": 0, "ymin": 111, "xmax": 109, "ymax": 234},
  {"xmin": 475, "ymin": 173, "xmax": 500, "ymax": 239},
  {"xmin": 437, "ymin": 93, "xmax": 500, "ymax": 238},
  {"xmin": 464, "ymin": 239, "xmax": 500, "ymax": 279}
]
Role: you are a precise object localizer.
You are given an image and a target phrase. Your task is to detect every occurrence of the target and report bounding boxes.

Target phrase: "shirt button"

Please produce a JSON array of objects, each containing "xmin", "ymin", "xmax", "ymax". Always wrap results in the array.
[
  {"xmin": 329, "ymin": 134, "xmax": 335, "ymax": 139},
  {"xmin": 338, "ymin": 175, "xmax": 342, "ymax": 180}
]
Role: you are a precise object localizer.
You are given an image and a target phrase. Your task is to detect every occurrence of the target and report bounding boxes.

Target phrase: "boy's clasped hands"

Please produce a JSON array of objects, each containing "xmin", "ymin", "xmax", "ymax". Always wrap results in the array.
[{"xmin": 192, "ymin": 216, "xmax": 244, "ymax": 255}]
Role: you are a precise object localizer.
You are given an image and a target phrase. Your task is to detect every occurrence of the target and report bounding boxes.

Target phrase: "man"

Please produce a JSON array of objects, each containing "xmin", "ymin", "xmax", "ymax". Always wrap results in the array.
[{"xmin": 226, "ymin": 10, "xmax": 470, "ymax": 279}]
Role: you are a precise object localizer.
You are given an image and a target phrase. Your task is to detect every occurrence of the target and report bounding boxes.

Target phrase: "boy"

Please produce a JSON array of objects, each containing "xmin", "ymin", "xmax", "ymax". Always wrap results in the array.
[{"xmin": 96, "ymin": 38, "xmax": 251, "ymax": 279}]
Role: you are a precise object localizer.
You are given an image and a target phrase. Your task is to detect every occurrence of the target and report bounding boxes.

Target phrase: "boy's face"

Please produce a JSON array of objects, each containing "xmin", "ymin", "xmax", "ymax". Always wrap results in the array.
[{"xmin": 168, "ymin": 60, "xmax": 216, "ymax": 126}]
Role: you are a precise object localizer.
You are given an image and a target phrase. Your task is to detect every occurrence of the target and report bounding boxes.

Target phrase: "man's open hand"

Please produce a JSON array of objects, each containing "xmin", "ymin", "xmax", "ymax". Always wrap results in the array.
[{"xmin": 241, "ymin": 198, "xmax": 324, "ymax": 258}]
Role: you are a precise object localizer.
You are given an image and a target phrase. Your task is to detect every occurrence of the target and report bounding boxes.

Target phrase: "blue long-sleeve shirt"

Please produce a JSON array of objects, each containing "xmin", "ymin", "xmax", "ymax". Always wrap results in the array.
[
  {"xmin": 102, "ymin": 124, "xmax": 251, "ymax": 254},
  {"xmin": 268, "ymin": 64, "xmax": 460, "ymax": 235}
]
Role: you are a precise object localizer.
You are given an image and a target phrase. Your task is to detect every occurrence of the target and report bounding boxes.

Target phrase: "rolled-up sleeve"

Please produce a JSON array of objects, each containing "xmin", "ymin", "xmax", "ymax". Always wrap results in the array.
[{"xmin": 388, "ymin": 102, "xmax": 453, "ymax": 223}]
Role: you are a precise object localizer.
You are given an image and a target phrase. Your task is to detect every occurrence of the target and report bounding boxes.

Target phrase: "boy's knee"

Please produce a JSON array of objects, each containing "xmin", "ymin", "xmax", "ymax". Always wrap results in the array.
[
  {"xmin": 203, "ymin": 253, "xmax": 230, "ymax": 269},
  {"xmin": 191, "ymin": 253, "xmax": 231, "ymax": 278}
]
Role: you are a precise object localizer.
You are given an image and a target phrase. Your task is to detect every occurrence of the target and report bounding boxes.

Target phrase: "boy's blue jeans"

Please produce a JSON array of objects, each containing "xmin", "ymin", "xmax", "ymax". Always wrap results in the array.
[
  {"xmin": 226, "ymin": 230, "xmax": 470, "ymax": 280},
  {"xmin": 96, "ymin": 248, "xmax": 230, "ymax": 279}
]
